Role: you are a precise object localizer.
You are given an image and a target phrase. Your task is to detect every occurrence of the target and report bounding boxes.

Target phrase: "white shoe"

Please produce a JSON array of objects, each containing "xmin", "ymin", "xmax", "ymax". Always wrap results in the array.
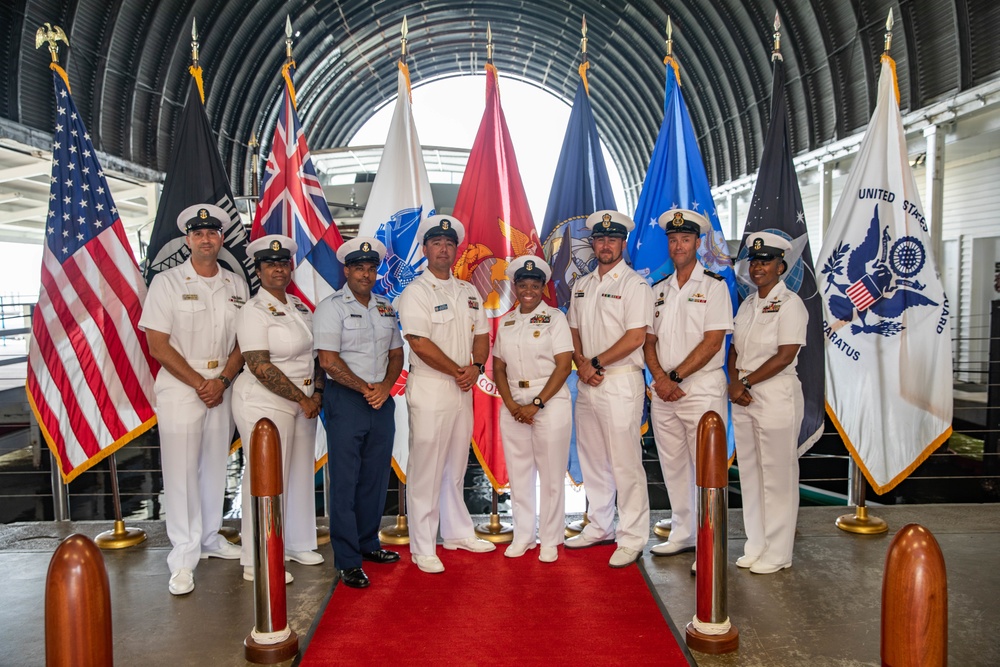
[
  {"xmin": 750, "ymin": 561, "xmax": 791, "ymax": 575},
  {"xmin": 650, "ymin": 541, "xmax": 695, "ymax": 557},
  {"xmin": 200, "ymin": 541, "xmax": 241, "ymax": 560},
  {"xmin": 504, "ymin": 542, "xmax": 537, "ymax": 558},
  {"xmin": 442, "ymin": 537, "xmax": 496, "ymax": 553},
  {"xmin": 243, "ymin": 566, "xmax": 293, "ymax": 583},
  {"xmin": 539, "ymin": 546, "xmax": 558, "ymax": 563},
  {"xmin": 285, "ymin": 550, "xmax": 324, "ymax": 565},
  {"xmin": 412, "ymin": 554, "xmax": 445, "ymax": 573},
  {"xmin": 609, "ymin": 546, "xmax": 641, "ymax": 568},
  {"xmin": 564, "ymin": 533, "xmax": 615, "ymax": 550},
  {"xmin": 168, "ymin": 568, "xmax": 194, "ymax": 596},
  {"xmin": 736, "ymin": 554, "xmax": 758, "ymax": 569}
]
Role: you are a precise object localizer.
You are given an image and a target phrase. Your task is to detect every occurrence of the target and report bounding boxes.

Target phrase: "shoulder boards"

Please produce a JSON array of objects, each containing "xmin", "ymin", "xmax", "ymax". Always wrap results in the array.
[
  {"xmin": 704, "ymin": 270, "xmax": 725, "ymax": 281},
  {"xmin": 652, "ymin": 274, "xmax": 672, "ymax": 287}
]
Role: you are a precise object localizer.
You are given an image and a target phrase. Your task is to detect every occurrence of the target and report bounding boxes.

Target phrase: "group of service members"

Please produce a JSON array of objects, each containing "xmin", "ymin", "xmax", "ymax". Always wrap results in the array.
[{"xmin": 141, "ymin": 203, "xmax": 806, "ymax": 596}]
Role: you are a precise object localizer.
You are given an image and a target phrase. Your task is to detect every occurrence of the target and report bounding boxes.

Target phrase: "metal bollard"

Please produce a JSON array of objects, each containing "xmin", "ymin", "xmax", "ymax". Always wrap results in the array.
[
  {"xmin": 244, "ymin": 418, "xmax": 298, "ymax": 664},
  {"xmin": 685, "ymin": 411, "xmax": 739, "ymax": 654},
  {"xmin": 881, "ymin": 523, "xmax": 947, "ymax": 666},
  {"xmin": 45, "ymin": 534, "xmax": 113, "ymax": 666}
]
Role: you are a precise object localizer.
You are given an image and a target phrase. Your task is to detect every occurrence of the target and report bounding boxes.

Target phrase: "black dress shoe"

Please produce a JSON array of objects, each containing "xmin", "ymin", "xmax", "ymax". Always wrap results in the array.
[
  {"xmin": 362, "ymin": 549, "xmax": 401, "ymax": 564},
  {"xmin": 339, "ymin": 567, "xmax": 370, "ymax": 589}
]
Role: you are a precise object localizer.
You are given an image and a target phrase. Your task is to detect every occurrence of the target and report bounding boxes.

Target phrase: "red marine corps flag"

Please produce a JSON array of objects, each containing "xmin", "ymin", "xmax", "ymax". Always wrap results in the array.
[
  {"xmin": 27, "ymin": 52, "xmax": 157, "ymax": 483},
  {"xmin": 452, "ymin": 30, "xmax": 551, "ymax": 491}
]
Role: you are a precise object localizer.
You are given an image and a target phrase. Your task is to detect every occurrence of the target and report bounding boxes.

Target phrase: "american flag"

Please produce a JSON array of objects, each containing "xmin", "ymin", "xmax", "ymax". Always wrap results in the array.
[
  {"xmin": 250, "ymin": 66, "xmax": 343, "ymax": 309},
  {"xmin": 26, "ymin": 67, "xmax": 157, "ymax": 484}
]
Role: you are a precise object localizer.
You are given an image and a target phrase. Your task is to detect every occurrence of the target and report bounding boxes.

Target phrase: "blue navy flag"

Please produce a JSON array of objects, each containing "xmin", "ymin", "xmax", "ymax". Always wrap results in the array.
[
  {"xmin": 540, "ymin": 71, "xmax": 617, "ymax": 486},
  {"xmin": 735, "ymin": 53, "xmax": 825, "ymax": 454}
]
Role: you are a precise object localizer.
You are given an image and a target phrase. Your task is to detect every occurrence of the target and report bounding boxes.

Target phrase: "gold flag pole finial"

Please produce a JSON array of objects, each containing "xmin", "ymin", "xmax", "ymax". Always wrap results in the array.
[
  {"xmin": 285, "ymin": 15, "xmax": 294, "ymax": 61},
  {"xmin": 883, "ymin": 8, "xmax": 894, "ymax": 54},
  {"xmin": 581, "ymin": 15, "xmax": 588, "ymax": 60},
  {"xmin": 666, "ymin": 16, "xmax": 673, "ymax": 58},
  {"xmin": 191, "ymin": 17, "xmax": 199, "ymax": 66},
  {"xmin": 772, "ymin": 11, "xmax": 782, "ymax": 61},
  {"xmin": 400, "ymin": 15, "xmax": 408, "ymax": 62},
  {"xmin": 486, "ymin": 22, "xmax": 494, "ymax": 63},
  {"xmin": 35, "ymin": 22, "xmax": 69, "ymax": 64}
]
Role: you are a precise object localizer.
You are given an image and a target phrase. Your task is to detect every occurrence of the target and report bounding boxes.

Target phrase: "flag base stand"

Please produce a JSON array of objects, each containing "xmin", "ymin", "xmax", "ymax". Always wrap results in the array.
[
  {"xmin": 95, "ymin": 520, "xmax": 146, "ymax": 550},
  {"xmin": 565, "ymin": 512, "xmax": 590, "ymax": 538},
  {"xmin": 836, "ymin": 505, "xmax": 888, "ymax": 535},
  {"xmin": 653, "ymin": 518, "xmax": 672, "ymax": 538},
  {"xmin": 219, "ymin": 526, "xmax": 241, "ymax": 544},
  {"xmin": 244, "ymin": 630, "xmax": 299, "ymax": 664},
  {"xmin": 685, "ymin": 624, "xmax": 739, "ymax": 654},
  {"xmin": 316, "ymin": 526, "xmax": 330, "ymax": 546},
  {"xmin": 379, "ymin": 515, "xmax": 410, "ymax": 546},
  {"xmin": 475, "ymin": 514, "xmax": 513, "ymax": 543}
]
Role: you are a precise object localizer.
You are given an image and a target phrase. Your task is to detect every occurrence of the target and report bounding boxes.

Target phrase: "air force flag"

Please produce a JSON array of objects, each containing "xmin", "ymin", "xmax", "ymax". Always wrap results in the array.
[{"xmin": 817, "ymin": 55, "xmax": 953, "ymax": 494}]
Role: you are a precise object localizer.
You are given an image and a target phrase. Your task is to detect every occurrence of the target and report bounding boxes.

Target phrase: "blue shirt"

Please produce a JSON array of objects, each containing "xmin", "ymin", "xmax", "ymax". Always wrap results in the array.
[{"xmin": 313, "ymin": 289, "xmax": 403, "ymax": 384}]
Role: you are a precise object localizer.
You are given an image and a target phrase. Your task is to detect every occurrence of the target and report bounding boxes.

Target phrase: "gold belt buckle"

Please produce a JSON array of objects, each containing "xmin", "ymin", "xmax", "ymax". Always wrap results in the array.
[
  {"xmin": 206, "ymin": 360, "xmax": 219, "ymax": 369},
  {"xmin": 303, "ymin": 379, "xmax": 312, "ymax": 386},
  {"xmin": 518, "ymin": 380, "xmax": 530, "ymax": 388}
]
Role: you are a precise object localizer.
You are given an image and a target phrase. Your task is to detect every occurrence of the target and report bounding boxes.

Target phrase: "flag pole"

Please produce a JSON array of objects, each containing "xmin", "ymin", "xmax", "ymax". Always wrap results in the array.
[
  {"xmin": 833, "ymin": 10, "xmax": 892, "ymax": 537},
  {"xmin": 378, "ymin": 17, "xmax": 412, "ymax": 547}
]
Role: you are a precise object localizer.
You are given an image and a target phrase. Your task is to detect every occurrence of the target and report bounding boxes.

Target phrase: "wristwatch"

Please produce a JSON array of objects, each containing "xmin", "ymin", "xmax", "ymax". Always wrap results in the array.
[
  {"xmin": 740, "ymin": 376, "xmax": 752, "ymax": 390},
  {"xmin": 218, "ymin": 375, "xmax": 232, "ymax": 389},
  {"xmin": 532, "ymin": 397, "xmax": 546, "ymax": 409},
  {"xmin": 668, "ymin": 369, "xmax": 683, "ymax": 384},
  {"xmin": 473, "ymin": 362, "xmax": 486, "ymax": 375},
  {"xmin": 590, "ymin": 356, "xmax": 602, "ymax": 370}
]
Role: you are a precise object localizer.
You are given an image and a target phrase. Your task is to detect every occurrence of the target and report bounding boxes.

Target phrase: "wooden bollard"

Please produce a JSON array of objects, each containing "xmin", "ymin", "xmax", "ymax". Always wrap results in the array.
[
  {"xmin": 46, "ymin": 534, "xmax": 113, "ymax": 666},
  {"xmin": 685, "ymin": 411, "xmax": 739, "ymax": 654},
  {"xmin": 244, "ymin": 418, "xmax": 299, "ymax": 664},
  {"xmin": 882, "ymin": 523, "xmax": 947, "ymax": 666}
]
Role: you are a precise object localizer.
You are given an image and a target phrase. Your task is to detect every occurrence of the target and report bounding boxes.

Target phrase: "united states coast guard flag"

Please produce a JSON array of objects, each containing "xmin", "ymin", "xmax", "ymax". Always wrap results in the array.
[
  {"xmin": 27, "ymin": 64, "xmax": 158, "ymax": 483},
  {"xmin": 357, "ymin": 60, "xmax": 437, "ymax": 482},
  {"xmin": 817, "ymin": 55, "xmax": 953, "ymax": 494}
]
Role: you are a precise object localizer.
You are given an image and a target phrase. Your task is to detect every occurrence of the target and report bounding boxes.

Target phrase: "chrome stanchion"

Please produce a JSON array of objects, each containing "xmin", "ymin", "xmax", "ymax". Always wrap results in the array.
[
  {"xmin": 244, "ymin": 419, "xmax": 298, "ymax": 664},
  {"xmin": 49, "ymin": 452, "xmax": 70, "ymax": 522},
  {"xmin": 685, "ymin": 411, "xmax": 739, "ymax": 654},
  {"xmin": 835, "ymin": 459, "xmax": 888, "ymax": 534}
]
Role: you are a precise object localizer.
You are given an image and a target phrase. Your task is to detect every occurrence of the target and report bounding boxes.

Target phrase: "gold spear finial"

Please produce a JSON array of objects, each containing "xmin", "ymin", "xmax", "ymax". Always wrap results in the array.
[
  {"xmin": 400, "ymin": 15, "xmax": 408, "ymax": 61},
  {"xmin": 486, "ymin": 22, "xmax": 494, "ymax": 63},
  {"xmin": 884, "ymin": 8, "xmax": 894, "ymax": 54},
  {"xmin": 772, "ymin": 11, "xmax": 782, "ymax": 61},
  {"xmin": 249, "ymin": 132, "xmax": 260, "ymax": 198},
  {"xmin": 34, "ymin": 22, "xmax": 69, "ymax": 64},
  {"xmin": 581, "ymin": 15, "xmax": 588, "ymax": 59},
  {"xmin": 285, "ymin": 15, "xmax": 294, "ymax": 60},
  {"xmin": 191, "ymin": 17, "xmax": 199, "ymax": 66},
  {"xmin": 666, "ymin": 16, "xmax": 673, "ymax": 58}
]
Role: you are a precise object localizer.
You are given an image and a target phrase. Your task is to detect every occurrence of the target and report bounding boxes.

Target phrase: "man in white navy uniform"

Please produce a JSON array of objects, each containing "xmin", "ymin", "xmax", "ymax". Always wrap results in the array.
[
  {"xmin": 565, "ymin": 210, "xmax": 653, "ymax": 569},
  {"xmin": 314, "ymin": 237, "xmax": 404, "ymax": 589},
  {"xmin": 139, "ymin": 204, "xmax": 247, "ymax": 596},
  {"xmin": 396, "ymin": 215, "xmax": 495, "ymax": 574},
  {"xmin": 644, "ymin": 209, "xmax": 733, "ymax": 558}
]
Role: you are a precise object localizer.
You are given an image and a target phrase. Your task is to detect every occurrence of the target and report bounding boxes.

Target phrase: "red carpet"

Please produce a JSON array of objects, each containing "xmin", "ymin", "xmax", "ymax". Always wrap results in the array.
[{"xmin": 299, "ymin": 544, "xmax": 691, "ymax": 666}]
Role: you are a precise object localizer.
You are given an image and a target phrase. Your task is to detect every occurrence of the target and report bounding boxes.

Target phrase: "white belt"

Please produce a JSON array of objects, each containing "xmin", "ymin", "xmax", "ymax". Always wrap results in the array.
[{"xmin": 602, "ymin": 364, "xmax": 641, "ymax": 376}]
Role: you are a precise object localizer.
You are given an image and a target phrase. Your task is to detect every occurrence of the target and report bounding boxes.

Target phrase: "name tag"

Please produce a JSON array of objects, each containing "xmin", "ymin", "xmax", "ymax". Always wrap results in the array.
[
  {"xmin": 434, "ymin": 304, "xmax": 448, "ymax": 312},
  {"xmin": 574, "ymin": 291, "xmax": 585, "ymax": 298},
  {"xmin": 654, "ymin": 299, "xmax": 664, "ymax": 307},
  {"xmin": 182, "ymin": 294, "xmax": 199, "ymax": 301},
  {"xmin": 504, "ymin": 319, "xmax": 516, "ymax": 326},
  {"xmin": 350, "ymin": 313, "xmax": 363, "ymax": 318},
  {"xmin": 467, "ymin": 297, "xmax": 480, "ymax": 310}
]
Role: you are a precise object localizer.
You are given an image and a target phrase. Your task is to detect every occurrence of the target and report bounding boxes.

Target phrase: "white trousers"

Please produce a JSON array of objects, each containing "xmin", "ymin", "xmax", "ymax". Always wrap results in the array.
[
  {"xmin": 155, "ymin": 370, "xmax": 233, "ymax": 573},
  {"xmin": 499, "ymin": 387, "xmax": 571, "ymax": 548},
  {"xmin": 650, "ymin": 370, "xmax": 727, "ymax": 547},
  {"xmin": 232, "ymin": 376, "xmax": 318, "ymax": 566},
  {"xmin": 405, "ymin": 372, "xmax": 475, "ymax": 556},
  {"xmin": 575, "ymin": 371, "xmax": 649, "ymax": 551},
  {"xmin": 733, "ymin": 375, "xmax": 802, "ymax": 566}
]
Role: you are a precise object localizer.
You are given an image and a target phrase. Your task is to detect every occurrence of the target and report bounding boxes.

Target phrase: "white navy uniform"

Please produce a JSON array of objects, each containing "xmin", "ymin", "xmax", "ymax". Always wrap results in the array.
[
  {"xmin": 648, "ymin": 262, "xmax": 733, "ymax": 548},
  {"xmin": 732, "ymin": 279, "xmax": 807, "ymax": 567},
  {"xmin": 494, "ymin": 304, "xmax": 573, "ymax": 549},
  {"xmin": 396, "ymin": 270, "xmax": 489, "ymax": 556},
  {"xmin": 567, "ymin": 257, "xmax": 652, "ymax": 551},
  {"xmin": 139, "ymin": 258, "xmax": 248, "ymax": 573},
  {"xmin": 232, "ymin": 291, "xmax": 318, "ymax": 565}
]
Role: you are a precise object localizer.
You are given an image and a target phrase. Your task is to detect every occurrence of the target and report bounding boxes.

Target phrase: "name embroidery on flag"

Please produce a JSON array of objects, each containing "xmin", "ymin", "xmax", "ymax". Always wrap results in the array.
[{"xmin": 530, "ymin": 314, "xmax": 551, "ymax": 324}]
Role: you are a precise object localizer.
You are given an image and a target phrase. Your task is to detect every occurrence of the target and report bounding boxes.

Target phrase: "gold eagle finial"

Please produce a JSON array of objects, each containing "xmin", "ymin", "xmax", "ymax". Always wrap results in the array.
[{"xmin": 35, "ymin": 23, "xmax": 69, "ymax": 63}]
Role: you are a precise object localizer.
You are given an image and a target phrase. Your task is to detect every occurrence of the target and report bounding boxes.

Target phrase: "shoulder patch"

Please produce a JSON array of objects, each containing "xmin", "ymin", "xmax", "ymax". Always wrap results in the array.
[{"xmin": 704, "ymin": 269, "xmax": 725, "ymax": 282}]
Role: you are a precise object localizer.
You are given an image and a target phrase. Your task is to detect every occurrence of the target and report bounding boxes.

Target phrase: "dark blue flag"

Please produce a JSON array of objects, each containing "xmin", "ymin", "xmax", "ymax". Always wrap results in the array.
[{"xmin": 736, "ymin": 54, "xmax": 825, "ymax": 452}]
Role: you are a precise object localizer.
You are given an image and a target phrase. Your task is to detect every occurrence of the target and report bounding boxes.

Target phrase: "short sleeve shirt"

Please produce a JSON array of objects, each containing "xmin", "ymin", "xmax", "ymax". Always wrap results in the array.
[
  {"xmin": 494, "ymin": 305, "xmax": 574, "ymax": 385},
  {"xmin": 139, "ymin": 258, "xmax": 249, "ymax": 365},
  {"xmin": 313, "ymin": 290, "xmax": 403, "ymax": 384},
  {"xmin": 648, "ymin": 262, "xmax": 733, "ymax": 379},
  {"xmin": 236, "ymin": 292, "xmax": 315, "ymax": 382},
  {"xmin": 567, "ymin": 258, "xmax": 652, "ymax": 368},
  {"xmin": 733, "ymin": 279, "xmax": 807, "ymax": 377},
  {"xmin": 396, "ymin": 271, "xmax": 489, "ymax": 376}
]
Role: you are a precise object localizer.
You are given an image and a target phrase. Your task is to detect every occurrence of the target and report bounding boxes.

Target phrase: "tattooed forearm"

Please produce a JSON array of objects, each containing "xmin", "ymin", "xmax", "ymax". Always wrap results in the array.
[
  {"xmin": 243, "ymin": 350, "xmax": 307, "ymax": 403},
  {"xmin": 318, "ymin": 350, "xmax": 368, "ymax": 394}
]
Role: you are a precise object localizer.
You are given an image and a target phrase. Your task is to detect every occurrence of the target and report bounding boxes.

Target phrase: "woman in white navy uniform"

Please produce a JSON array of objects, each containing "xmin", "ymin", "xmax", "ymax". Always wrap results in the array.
[
  {"xmin": 493, "ymin": 256, "xmax": 573, "ymax": 563},
  {"xmin": 232, "ymin": 234, "xmax": 325, "ymax": 582},
  {"xmin": 729, "ymin": 231, "xmax": 808, "ymax": 575}
]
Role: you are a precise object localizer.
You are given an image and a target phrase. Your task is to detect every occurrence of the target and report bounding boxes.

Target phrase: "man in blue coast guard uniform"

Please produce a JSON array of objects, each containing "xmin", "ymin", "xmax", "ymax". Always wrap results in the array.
[
  {"xmin": 644, "ymin": 209, "xmax": 733, "ymax": 560},
  {"xmin": 314, "ymin": 237, "xmax": 405, "ymax": 589},
  {"xmin": 396, "ymin": 215, "xmax": 495, "ymax": 574},
  {"xmin": 139, "ymin": 204, "xmax": 248, "ymax": 596}
]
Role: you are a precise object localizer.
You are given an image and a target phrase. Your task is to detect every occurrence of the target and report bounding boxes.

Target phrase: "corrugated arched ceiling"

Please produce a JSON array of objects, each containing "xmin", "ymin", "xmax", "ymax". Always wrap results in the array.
[{"xmin": 3, "ymin": 0, "xmax": 1000, "ymax": 196}]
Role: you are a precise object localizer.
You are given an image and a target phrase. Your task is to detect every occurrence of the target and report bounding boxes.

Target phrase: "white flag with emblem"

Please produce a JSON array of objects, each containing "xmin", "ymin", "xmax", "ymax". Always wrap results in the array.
[
  {"xmin": 817, "ymin": 55, "xmax": 953, "ymax": 494},
  {"xmin": 355, "ymin": 61, "xmax": 436, "ymax": 482}
]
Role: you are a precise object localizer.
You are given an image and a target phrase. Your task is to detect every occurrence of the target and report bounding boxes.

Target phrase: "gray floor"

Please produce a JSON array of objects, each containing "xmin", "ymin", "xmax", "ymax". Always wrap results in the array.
[{"xmin": 1, "ymin": 505, "xmax": 997, "ymax": 666}]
